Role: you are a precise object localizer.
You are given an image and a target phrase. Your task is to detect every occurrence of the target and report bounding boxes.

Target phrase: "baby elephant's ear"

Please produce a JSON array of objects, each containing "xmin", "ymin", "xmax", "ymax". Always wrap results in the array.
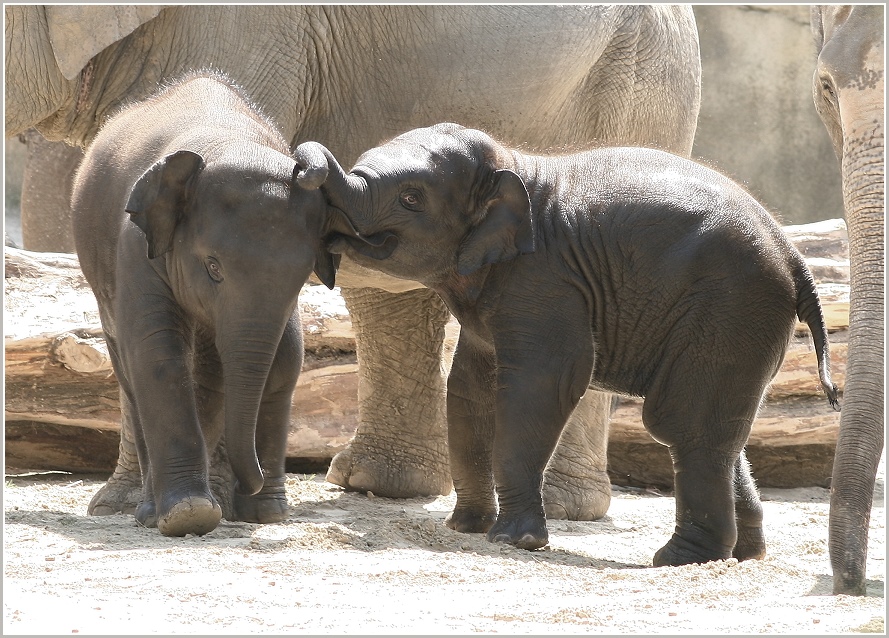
[
  {"xmin": 457, "ymin": 169, "xmax": 534, "ymax": 276},
  {"xmin": 125, "ymin": 150, "xmax": 204, "ymax": 259}
]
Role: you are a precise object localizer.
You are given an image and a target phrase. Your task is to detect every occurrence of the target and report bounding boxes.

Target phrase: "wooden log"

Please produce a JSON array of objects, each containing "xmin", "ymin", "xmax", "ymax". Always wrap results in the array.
[{"xmin": 4, "ymin": 219, "xmax": 851, "ymax": 486}]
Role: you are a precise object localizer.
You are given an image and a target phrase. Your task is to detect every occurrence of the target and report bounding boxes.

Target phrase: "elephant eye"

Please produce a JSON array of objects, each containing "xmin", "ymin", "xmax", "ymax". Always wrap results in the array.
[
  {"xmin": 205, "ymin": 257, "xmax": 224, "ymax": 283},
  {"xmin": 399, "ymin": 189, "xmax": 425, "ymax": 212},
  {"xmin": 820, "ymin": 77, "xmax": 836, "ymax": 100}
]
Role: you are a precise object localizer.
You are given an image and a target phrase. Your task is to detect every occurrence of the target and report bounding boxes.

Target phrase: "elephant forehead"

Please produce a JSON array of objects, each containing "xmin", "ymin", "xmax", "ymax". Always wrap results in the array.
[
  {"xmin": 357, "ymin": 132, "xmax": 469, "ymax": 177},
  {"xmin": 356, "ymin": 145, "xmax": 434, "ymax": 177}
]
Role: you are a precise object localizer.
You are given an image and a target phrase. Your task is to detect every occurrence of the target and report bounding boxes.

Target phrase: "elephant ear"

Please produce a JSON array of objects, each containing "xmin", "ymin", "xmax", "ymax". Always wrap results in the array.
[
  {"xmin": 312, "ymin": 250, "xmax": 341, "ymax": 290},
  {"xmin": 125, "ymin": 150, "xmax": 204, "ymax": 259},
  {"xmin": 45, "ymin": 6, "xmax": 164, "ymax": 80},
  {"xmin": 456, "ymin": 169, "xmax": 535, "ymax": 276}
]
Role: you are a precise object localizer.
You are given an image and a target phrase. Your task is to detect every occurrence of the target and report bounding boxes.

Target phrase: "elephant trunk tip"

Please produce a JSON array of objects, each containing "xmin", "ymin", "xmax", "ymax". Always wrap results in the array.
[{"xmin": 234, "ymin": 465, "xmax": 264, "ymax": 497}]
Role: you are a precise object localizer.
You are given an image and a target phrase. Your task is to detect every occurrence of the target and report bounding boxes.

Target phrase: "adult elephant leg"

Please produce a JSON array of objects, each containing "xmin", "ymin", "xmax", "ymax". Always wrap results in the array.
[
  {"xmin": 543, "ymin": 389, "xmax": 612, "ymax": 521},
  {"xmin": 20, "ymin": 130, "xmax": 83, "ymax": 253},
  {"xmin": 327, "ymin": 286, "xmax": 453, "ymax": 497}
]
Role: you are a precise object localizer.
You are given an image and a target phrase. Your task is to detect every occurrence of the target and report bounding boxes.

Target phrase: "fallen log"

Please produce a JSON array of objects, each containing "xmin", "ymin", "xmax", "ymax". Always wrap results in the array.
[{"xmin": 4, "ymin": 219, "xmax": 850, "ymax": 487}]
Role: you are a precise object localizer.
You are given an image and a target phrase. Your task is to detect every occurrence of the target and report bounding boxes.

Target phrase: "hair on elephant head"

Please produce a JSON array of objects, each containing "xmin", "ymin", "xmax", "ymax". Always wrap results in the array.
[
  {"xmin": 299, "ymin": 124, "xmax": 839, "ymax": 565},
  {"xmin": 71, "ymin": 71, "xmax": 343, "ymax": 536}
]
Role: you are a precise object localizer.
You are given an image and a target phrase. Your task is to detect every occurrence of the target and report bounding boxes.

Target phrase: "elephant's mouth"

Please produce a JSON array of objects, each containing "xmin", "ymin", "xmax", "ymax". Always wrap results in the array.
[
  {"xmin": 323, "ymin": 206, "xmax": 399, "ymax": 260},
  {"xmin": 326, "ymin": 229, "xmax": 399, "ymax": 261}
]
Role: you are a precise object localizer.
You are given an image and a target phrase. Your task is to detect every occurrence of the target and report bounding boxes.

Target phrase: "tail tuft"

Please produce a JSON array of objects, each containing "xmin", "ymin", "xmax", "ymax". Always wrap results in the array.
[
  {"xmin": 825, "ymin": 382, "xmax": 841, "ymax": 412},
  {"xmin": 794, "ymin": 259, "xmax": 841, "ymax": 413}
]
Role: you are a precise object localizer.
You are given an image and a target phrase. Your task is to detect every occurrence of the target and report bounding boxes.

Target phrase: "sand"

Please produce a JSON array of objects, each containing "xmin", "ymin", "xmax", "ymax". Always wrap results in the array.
[{"xmin": 2, "ymin": 454, "xmax": 884, "ymax": 635}]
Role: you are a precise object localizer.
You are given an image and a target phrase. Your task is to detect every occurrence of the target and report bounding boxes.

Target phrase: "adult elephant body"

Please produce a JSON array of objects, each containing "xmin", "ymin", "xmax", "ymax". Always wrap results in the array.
[
  {"xmin": 5, "ymin": 5, "xmax": 702, "ymax": 518},
  {"xmin": 810, "ymin": 5, "xmax": 884, "ymax": 596}
]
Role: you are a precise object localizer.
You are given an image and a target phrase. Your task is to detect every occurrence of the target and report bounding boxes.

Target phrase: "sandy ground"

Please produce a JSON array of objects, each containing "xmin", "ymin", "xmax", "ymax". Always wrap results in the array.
[{"xmin": 2, "ymin": 454, "xmax": 885, "ymax": 635}]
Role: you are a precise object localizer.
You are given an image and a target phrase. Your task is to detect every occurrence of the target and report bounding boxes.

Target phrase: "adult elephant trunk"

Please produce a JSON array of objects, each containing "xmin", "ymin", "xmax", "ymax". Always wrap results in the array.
[
  {"xmin": 217, "ymin": 318, "xmax": 290, "ymax": 496},
  {"xmin": 829, "ymin": 113, "xmax": 884, "ymax": 596}
]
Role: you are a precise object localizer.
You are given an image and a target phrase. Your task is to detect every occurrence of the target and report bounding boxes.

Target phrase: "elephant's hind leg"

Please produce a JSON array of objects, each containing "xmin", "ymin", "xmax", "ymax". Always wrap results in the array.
[
  {"xmin": 326, "ymin": 287, "xmax": 453, "ymax": 498},
  {"xmin": 543, "ymin": 390, "xmax": 613, "ymax": 521},
  {"xmin": 645, "ymin": 386, "xmax": 759, "ymax": 565},
  {"xmin": 88, "ymin": 389, "xmax": 142, "ymax": 516},
  {"xmin": 732, "ymin": 450, "xmax": 766, "ymax": 561},
  {"xmin": 652, "ymin": 443, "xmax": 740, "ymax": 566}
]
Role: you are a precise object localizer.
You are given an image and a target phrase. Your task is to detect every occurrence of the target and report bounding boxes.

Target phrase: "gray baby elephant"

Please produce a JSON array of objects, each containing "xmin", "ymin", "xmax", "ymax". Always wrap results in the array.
[
  {"xmin": 298, "ymin": 123, "xmax": 840, "ymax": 566},
  {"xmin": 71, "ymin": 71, "xmax": 355, "ymax": 536}
]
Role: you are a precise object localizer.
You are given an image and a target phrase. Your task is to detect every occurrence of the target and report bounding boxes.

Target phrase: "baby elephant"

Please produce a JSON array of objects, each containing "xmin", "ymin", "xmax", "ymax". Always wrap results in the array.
[
  {"xmin": 71, "ymin": 71, "xmax": 351, "ymax": 536},
  {"xmin": 298, "ymin": 123, "xmax": 840, "ymax": 566}
]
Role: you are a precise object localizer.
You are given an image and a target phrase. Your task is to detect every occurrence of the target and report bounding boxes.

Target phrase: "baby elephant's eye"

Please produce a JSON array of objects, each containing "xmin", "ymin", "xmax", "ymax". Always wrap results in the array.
[
  {"xmin": 205, "ymin": 257, "xmax": 224, "ymax": 283},
  {"xmin": 399, "ymin": 189, "xmax": 424, "ymax": 211}
]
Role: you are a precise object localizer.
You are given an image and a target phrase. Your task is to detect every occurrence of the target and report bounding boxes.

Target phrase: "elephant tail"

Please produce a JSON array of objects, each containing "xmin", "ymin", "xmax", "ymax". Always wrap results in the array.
[{"xmin": 794, "ymin": 260, "xmax": 841, "ymax": 411}]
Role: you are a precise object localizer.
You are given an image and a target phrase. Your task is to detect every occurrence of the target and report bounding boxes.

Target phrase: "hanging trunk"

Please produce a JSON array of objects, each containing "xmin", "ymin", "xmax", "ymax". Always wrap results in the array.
[
  {"xmin": 218, "ymin": 320, "xmax": 289, "ymax": 496},
  {"xmin": 829, "ymin": 114, "xmax": 884, "ymax": 596}
]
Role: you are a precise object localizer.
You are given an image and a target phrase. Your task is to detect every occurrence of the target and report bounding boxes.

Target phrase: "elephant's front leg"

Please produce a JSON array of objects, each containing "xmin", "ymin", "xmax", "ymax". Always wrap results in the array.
[
  {"xmin": 486, "ymin": 309, "xmax": 595, "ymax": 550},
  {"xmin": 444, "ymin": 331, "xmax": 498, "ymax": 534},
  {"xmin": 326, "ymin": 287, "xmax": 453, "ymax": 497},
  {"xmin": 233, "ymin": 316, "xmax": 302, "ymax": 524},
  {"xmin": 117, "ymin": 294, "xmax": 221, "ymax": 536}
]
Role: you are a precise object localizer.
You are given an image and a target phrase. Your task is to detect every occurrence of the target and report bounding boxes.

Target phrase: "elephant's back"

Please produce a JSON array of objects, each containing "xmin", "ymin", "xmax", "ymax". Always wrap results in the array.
[
  {"xmin": 557, "ymin": 147, "xmax": 800, "ymax": 322},
  {"xmin": 297, "ymin": 5, "xmax": 701, "ymax": 167}
]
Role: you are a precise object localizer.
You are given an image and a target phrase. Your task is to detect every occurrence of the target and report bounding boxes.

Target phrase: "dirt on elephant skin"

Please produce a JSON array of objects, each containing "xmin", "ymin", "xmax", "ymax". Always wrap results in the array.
[{"xmin": 2, "ymin": 455, "xmax": 885, "ymax": 634}]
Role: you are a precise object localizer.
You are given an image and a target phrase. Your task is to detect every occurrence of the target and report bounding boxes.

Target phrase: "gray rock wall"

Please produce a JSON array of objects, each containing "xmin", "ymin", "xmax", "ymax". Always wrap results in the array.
[{"xmin": 693, "ymin": 5, "xmax": 844, "ymax": 224}]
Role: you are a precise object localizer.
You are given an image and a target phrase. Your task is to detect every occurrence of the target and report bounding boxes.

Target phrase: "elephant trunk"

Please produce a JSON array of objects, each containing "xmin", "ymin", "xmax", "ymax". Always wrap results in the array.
[
  {"xmin": 829, "ymin": 116, "xmax": 884, "ymax": 596},
  {"xmin": 218, "ymin": 320, "xmax": 289, "ymax": 496},
  {"xmin": 292, "ymin": 141, "xmax": 398, "ymax": 259},
  {"xmin": 293, "ymin": 141, "xmax": 369, "ymax": 222}
]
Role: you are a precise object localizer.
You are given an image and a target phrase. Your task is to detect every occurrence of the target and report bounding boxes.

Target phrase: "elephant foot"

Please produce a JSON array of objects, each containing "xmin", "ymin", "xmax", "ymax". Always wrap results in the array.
[
  {"xmin": 156, "ymin": 496, "xmax": 222, "ymax": 537},
  {"xmin": 135, "ymin": 500, "xmax": 158, "ymax": 528},
  {"xmin": 652, "ymin": 531, "xmax": 733, "ymax": 567},
  {"xmin": 733, "ymin": 526, "xmax": 766, "ymax": 561},
  {"xmin": 326, "ymin": 443, "xmax": 452, "ymax": 498},
  {"xmin": 542, "ymin": 467, "xmax": 611, "ymax": 521},
  {"xmin": 486, "ymin": 512, "xmax": 549, "ymax": 550},
  {"xmin": 234, "ymin": 478, "xmax": 288, "ymax": 523},
  {"xmin": 87, "ymin": 471, "xmax": 142, "ymax": 516},
  {"xmin": 444, "ymin": 505, "xmax": 497, "ymax": 534}
]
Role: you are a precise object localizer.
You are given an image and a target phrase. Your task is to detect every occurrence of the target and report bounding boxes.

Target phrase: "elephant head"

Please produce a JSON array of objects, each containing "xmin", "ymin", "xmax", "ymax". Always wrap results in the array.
[
  {"xmin": 124, "ymin": 146, "xmax": 339, "ymax": 496},
  {"xmin": 294, "ymin": 125, "xmax": 535, "ymax": 287},
  {"xmin": 811, "ymin": 5, "xmax": 884, "ymax": 596}
]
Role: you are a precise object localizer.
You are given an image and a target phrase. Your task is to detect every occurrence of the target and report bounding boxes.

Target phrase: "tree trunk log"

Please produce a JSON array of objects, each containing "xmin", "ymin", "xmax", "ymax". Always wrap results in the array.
[{"xmin": 4, "ymin": 219, "xmax": 850, "ymax": 487}]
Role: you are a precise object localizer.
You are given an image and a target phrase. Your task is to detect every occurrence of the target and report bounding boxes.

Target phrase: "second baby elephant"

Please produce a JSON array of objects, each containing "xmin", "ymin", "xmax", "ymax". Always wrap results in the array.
[
  {"xmin": 71, "ymin": 71, "xmax": 355, "ymax": 536},
  {"xmin": 300, "ymin": 124, "xmax": 840, "ymax": 565}
]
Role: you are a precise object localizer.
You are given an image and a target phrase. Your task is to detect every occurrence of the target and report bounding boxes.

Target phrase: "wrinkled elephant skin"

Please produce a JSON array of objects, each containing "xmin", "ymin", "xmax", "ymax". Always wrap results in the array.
[
  {"xmin": 305, "ymin": 124, "xmax": 840, "ymax": 562},
  {"xmin": 811, "ymin": 5, "xmax": 885, "ymax": 596},
  {"xmin": 5, "ymin": 6, "xmax": 702, "ymax": 520},
  {"xmin": 71, "ymin": 72, "xmax": 338, "ymax": 535}
]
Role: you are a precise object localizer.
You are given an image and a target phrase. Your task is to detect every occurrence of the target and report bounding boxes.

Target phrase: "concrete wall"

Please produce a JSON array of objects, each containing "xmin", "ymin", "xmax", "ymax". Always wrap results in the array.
[{"xmin": 692, "ymin": 5, "xmax": 844, "ymax": 225}]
